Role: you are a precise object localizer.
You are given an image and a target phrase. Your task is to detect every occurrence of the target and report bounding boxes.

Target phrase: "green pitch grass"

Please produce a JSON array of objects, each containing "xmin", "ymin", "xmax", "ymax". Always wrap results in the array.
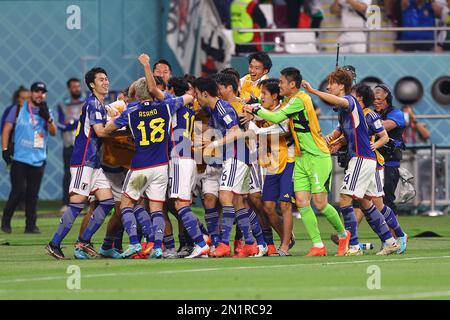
[{"xmin": 1, "ymin": 209, "xmax": 450, "ymax": 300}]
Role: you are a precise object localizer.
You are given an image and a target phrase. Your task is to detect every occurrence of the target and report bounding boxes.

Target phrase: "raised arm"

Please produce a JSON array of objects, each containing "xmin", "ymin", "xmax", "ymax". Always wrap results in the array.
[
  {"xmin": 139, "ymin": 53, "xmax": 165, "ymax": 101},
  {"xmin": 302, "ymin": 80, "xmax": 349, "ymax": 108}
]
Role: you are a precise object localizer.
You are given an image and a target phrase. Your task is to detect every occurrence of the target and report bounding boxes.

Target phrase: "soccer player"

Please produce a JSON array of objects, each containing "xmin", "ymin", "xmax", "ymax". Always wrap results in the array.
[
  {"xmin": 245, "ymin": 67, "xmax": 350, "ymax": 257},
  {"xmin": 194, "ymin": 76, "xmax": 257, "ymax": 258},
  {"xmin": 75, "ymin": 88, "xmax": 136, "ymax": 259},
  {"xmin": 45, "ymin": 67, "xmax": 115, "ymax": 260},
  {"xmin": 302, "ymin": 68, "xmax": 400, "ymax": 256},
  {"xmin": 327, "ymin": 83, "xmax": 408, "ymax": 254},
  {"xmin": 104, "ymin": 77, "xmax": 195, "ymax": 258},
  {"xmin": 240, "ymin": 52, "xmax": 271, "ymax": 103},
  {"xmin": 216, "ymin": 73, "xmax": 268, "ymax": 257},
  {"xmin": 247, "ymin": 78, "xmax": 295, "ymax": 255}
]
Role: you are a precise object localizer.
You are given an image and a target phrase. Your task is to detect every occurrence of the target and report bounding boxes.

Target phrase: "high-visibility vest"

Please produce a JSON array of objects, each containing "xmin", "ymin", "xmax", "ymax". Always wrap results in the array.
[{"xmin": 231, "ymin": 0, "xmax": 254, "ymax": 44}]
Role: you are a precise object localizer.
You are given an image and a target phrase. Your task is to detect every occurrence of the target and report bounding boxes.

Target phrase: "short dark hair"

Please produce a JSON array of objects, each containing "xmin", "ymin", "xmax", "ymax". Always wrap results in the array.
[
  {"xmin": 168, "ymin": 77, "xmax": 189, "ymax": 97},
  {"xmin": 183, "ymin": 74, "xmax": 196, "ymax": 86},
  {"xmin": 280, "ymin": 67, "xmax": 302, "ymax": 89},
  {"xmin": 248, "ymin": 52, "xmax": 272, "ymax": 72},
  {"xmin": 216, "ymin": 73, "xmax": 238, "ymax": 94},
  {"xmin": 327, "ymin": 68, "xmax": 353, "ymax": 94},
  {"xmin": 352, "ymin": 83, "xmax": 374, "ymax": 108},
  {"xmin": 67, "ymin": 78, "xmax": 80, "ymax": 88},
  {"xmin": 85, "ymin": 67, "xmax": 108, "ymax": 92},
  {"xmin": 153, "ymin": 59, "xmax": 172, "ymax": 72},
  {"xmin": 193, "ymin": 76, "xmax": 218, "ymax": 97},
  {"xmin": 260, "ymin": 78, "xmax": 282, "ymax": 100},
  {"xmin": 154, "ymin": 76, "xmax": 167, "ymax": 90},
  {"xmin": 220, "ymin": 68, "xmax": 241, "ymax": 84}
]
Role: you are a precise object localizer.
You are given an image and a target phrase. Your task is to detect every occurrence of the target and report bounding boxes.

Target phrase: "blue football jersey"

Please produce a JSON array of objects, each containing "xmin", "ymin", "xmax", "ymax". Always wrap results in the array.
[
  {"xmin": 337, "ymin": 95, "xmax": 376, "ymax": 160},
  {"xmin": 114, "ymin": 97, "xmax": 184, "ymax": 169},
  {"xmin": 170, "ymin": 105, "xmax": 196, "ymax": 159},
  {"xmin": 208, "ymin": 99, "xmax": 249, "ymax": 163},
  {"xmin": 70, "ymin": 94, "xmax": 107, "ymax": 168}
]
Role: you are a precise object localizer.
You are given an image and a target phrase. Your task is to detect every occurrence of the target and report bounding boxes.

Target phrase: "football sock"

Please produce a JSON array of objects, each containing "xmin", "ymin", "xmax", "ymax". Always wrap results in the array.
[
  {"xmin": 198, "ymin": 220, "xmax": 208, "ymax": 235},
  {"xmin": 113, "ymin": 227, "xmax": 124, "ymax": 250},
  {"xmin": 299, "ymin": 206, "xmax": 322, "ymax": 244},
  {"xmin": 220, "ymin": 206, "xmax": 235, "ymax": 245},
  {"xmin": 51, "ymin": 203, "xmax": 84, "ymax": 246},
  {"xmin": 133, "ymin": 205, "xmax": 153, "ymax": 242},
  {"xmin": 179, "ymin": 232, "xmax": 188, "ymax": 248},
  {"xmin": 163, "ymin": 234, "xmax": 175, "ymax": 250},
  {"xmin": 178, "ymin": 206, "xmax": 205, "ymax": 246},
  {"xmin": 101, "ymin": 236, "xmax": 114, "ymax": 251},
  {"xmin": 234, "ymin": 224, "xmax": 243, "ymax": 241},
  {"xmin": 80, "ymin": 198, "xmax": 114, "ymax": 242},
  {"xmin": 341, "ymin": 205, "xmax": 359, "ymax": 246},
  {"xmin": 262, "ymin": 228, "xmax": 274, "ymax": 245},
  {"xmin": 236, "ymin": 208, "xmax": 255, "ymax": 245},
  {"xmin": 121, "ymin": 207, "xmax": 139, "ymax": 245},
  {"xmin": 151, "ymin": 211, "xmax": 165, "ymax": 249},
  {"xmin": 204, "ymin": 208, "xmax": 220, "ymax": 246},
  {"xmin": 320, "ymin": 204, "xmax": 346, "ymax": 238},
  {"xmin": 363, "ymin": 205, "xmax": 393, "ymax": 243},
  {"xmin": 248, "ymin": 209, "xmax": 266, "ymax": 246},
  {"xmin": 381, "ymin": 205, "xmax": 405, "ymax": 237}
]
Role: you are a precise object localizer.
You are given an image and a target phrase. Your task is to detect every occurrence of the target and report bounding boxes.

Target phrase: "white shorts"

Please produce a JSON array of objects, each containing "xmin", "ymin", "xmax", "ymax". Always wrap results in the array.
[
  {"xmin": 220, "ymin": 158, "xmax": 250, "ymax": 195},
  {"xmin": 365, "ymin": 168, "xmax": 385, "ymax": 198},
  {"xmin": 169, "ymin": 158, "xmax": 197, "ymax": 201},
  {"xmin": 103, "ymin": 169, "xmax": 127, "ymax": 202},
  {"xmin": 340, "ymin": 157, "xmax": 377, "ymax": 200},
  {"xmin": 193, "ymin": 165, "xmax": 221, "ymax": 198},
  {"xmin": 338, "ymin": 32, "xmax": 367, "ymax": 53},
  {"xmin": 248, "ymin": 162, "xmax": 263, "ymax": 194},
  {"xmin": 122, "ymin": 165, "xmax": 168, "ymax": 202},
  {"xmin": 69, "ymin": 166, "xmax": 111, "ymax": 197}
]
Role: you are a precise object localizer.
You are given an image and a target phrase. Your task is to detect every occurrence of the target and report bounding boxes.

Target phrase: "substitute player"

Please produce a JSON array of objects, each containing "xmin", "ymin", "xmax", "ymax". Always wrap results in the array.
[
  {"xmin": 245, "ymin": 67, "xmax": 350, "ymax": 257},
  {"xmin": 45, "ymin": 67, "xmax": 115, "ymax": 260},
  {"xmin": 302, "ymin": 68, "xmax": 400, "ymax": 256}
]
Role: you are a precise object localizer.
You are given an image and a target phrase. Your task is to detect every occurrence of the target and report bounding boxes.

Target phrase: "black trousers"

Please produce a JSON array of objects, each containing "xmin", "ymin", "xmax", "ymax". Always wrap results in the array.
[
  {"xmin": 2, "ymin": 161, "xmax": 45, "ymax": 229},
  {"xmin": 383, "ymin": 166, "xmax": 400, "ymax": 214},
  {"xmin": 63, "ymin": 146, "xmax": 73, "ymax": 205},
  {"xmin": 285, "ymin": 0, "xmax": 304, "ymax": 28}
]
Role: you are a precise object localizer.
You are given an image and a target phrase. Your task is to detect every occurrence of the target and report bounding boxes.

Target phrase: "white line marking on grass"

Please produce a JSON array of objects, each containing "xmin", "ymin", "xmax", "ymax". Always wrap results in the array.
[
  {"xmin": 1, "ymin": 255, "xmax": 450, "ymax": 284},
  {"xmin": 335, "ymin": 290, "xmax": 450, "ymax": 300}
]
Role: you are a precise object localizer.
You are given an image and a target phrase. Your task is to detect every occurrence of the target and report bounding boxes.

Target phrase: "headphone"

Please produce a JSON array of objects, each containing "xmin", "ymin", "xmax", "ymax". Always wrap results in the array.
[{"xmin": 375, "ymin": 83, "xmax": 393, "ymax": 106}]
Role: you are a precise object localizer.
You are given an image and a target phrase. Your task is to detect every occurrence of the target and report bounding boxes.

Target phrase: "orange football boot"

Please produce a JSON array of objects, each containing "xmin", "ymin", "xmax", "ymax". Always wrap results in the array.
[
  {"xmin": 266, "ymin": 244, "xmax": 277, "ymax": 256},
  {"xmin": 336, "ymin": 230, "xmax": 351, "ymax": 256},
  {"xmin": 233, "ymin": 240, "xmax": 243, "ymax": 255},
  {"xmin": 213, "ymin": 242, "xmax": 231, "ymax": 258},
  {"xmin": 306, "ymin": 246, "xmax": 328, "ymax": 257},
  {"xmin": 233, "ymin": 244, "xmax": 258, "ymax": 258}
]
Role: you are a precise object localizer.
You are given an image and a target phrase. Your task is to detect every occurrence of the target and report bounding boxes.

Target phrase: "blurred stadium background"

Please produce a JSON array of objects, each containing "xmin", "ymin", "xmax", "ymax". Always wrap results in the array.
[{"xmin": 0, "ymin": 0, "xmax": 449, "ymax": 215}]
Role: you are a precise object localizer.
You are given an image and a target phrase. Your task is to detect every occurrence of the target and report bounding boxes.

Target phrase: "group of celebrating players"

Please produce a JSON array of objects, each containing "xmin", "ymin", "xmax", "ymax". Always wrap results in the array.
[{"xmin": 44, "ymin": 51, "xmax": 408, "ymax": 260}]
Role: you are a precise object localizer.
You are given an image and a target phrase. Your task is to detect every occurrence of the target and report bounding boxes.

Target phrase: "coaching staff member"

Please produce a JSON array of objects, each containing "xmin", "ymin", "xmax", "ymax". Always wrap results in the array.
[
  {"xmin": 1, "ymin": 82, "xmax": 57, "ymax": 234},
  {"xmin": 374, "ymin": 84, "xmax": 406, "ymax": 215}
]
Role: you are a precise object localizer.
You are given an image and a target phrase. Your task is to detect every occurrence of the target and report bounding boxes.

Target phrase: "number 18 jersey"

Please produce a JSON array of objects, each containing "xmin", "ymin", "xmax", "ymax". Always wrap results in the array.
[{"xmin": 114, "ymin": 97, "xmax": 184, "ymax": 170}]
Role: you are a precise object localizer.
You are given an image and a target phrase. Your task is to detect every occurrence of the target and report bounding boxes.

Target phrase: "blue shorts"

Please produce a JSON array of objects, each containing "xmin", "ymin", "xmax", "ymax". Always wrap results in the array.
[{"xmin": 261, "ymin": 162, "xmax": 294, "ymax": 203}]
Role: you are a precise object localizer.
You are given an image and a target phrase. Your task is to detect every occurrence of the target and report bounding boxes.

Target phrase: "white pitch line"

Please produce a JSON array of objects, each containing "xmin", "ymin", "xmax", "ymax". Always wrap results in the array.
[
  {"xmin": 1, "ymin": 255, "xmax": 450, "ymax": 284},
  {"xmin": 335, "ymin": 290, "xmax": 450, "ymax": 300}
]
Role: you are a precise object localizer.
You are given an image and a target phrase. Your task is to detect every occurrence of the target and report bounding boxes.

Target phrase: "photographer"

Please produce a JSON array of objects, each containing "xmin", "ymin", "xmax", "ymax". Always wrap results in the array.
[
  {"xmin": 1, "ymin": 82, "xmax": 57, "ymax": 234},
  {"xmin": 374, "ymin": 84, "xmax": 406, "ymax": 216}
]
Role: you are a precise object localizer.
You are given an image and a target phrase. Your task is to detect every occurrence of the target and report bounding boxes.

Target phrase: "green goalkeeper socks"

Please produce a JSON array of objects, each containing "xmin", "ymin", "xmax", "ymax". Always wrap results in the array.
[
  {"xmin": 299, "ymin": 206, "xmax": 322, "ymax": 244},
  {"xmin": 320, "ymin": 204, "xmax": 347, "ymax": 238}
]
